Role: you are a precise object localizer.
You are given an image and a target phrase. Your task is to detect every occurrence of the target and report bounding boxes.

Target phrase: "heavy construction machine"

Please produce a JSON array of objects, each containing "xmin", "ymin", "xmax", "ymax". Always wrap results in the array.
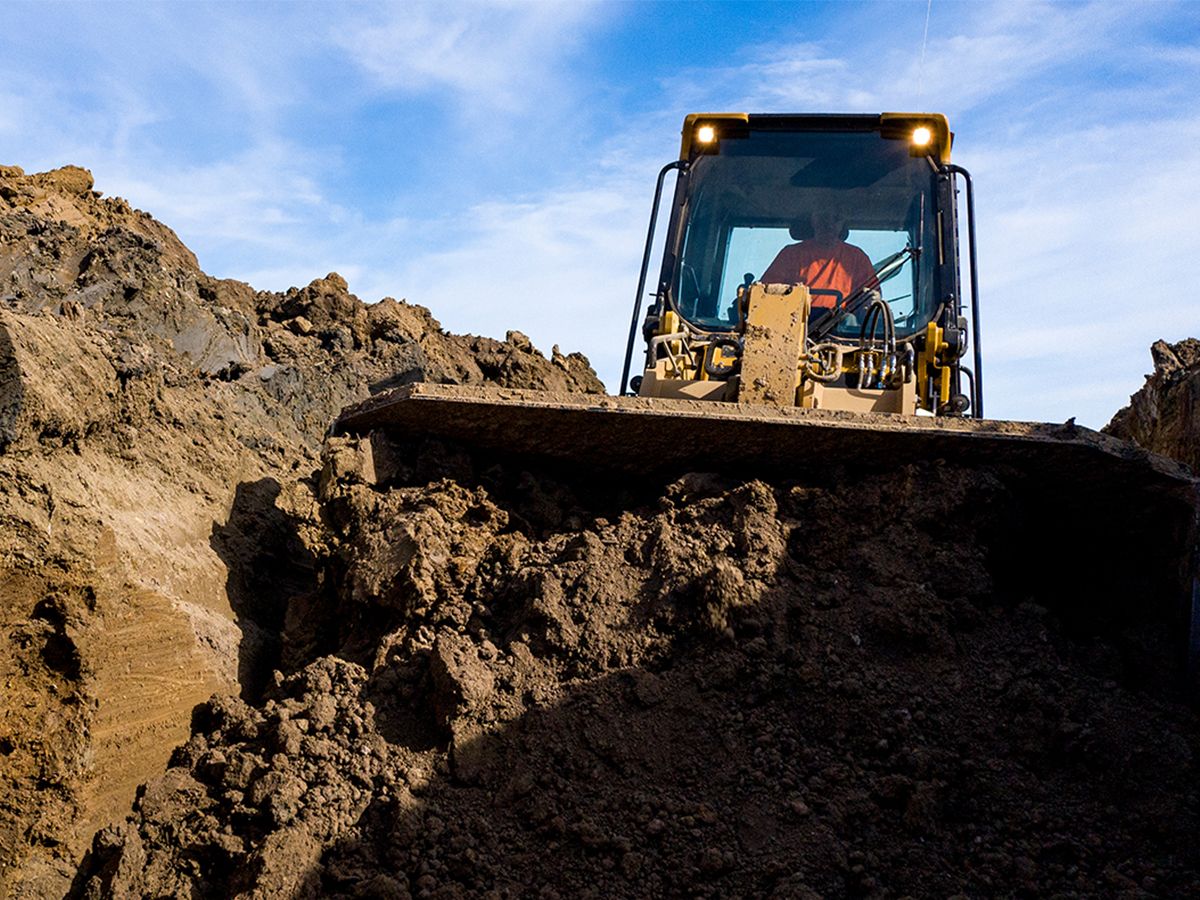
[
  {"xmin": 335, "ymin": 112, "xmax": 1199, "ymax": 691},
  {"xmin": 621, "ymin": 113, "xmax": 980, "ymax": 418}
]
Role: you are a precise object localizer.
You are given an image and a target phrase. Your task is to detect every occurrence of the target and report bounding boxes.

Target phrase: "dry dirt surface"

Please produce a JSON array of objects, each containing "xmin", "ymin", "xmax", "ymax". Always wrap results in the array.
[
  {"xmin": 72, "ymin": 427, "xmax": 1200, "ymax": 898},
  {"xmin": 0, "ymin": 164, "xmax": 600, "ymax": 896},
  {"xmin": 1107, "ymin": 338, "xmax": 1200, "ymax": 474},
  {"xmin": 4, "ymin": 162, "xmax": 1200, "ymax": 899}
]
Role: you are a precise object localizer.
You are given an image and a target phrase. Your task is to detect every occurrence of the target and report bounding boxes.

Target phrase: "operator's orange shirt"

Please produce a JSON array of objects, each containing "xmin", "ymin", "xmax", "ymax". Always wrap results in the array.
[{"xmin": 761, "ymin": 239, "xmax": 878, "ymax": 308}]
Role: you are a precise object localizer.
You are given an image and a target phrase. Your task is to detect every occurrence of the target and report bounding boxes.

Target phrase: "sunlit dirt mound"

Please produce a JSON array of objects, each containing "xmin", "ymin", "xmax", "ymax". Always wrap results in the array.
[
  {"xmin": 0, "ymin": 164, "xmax": 600, "ymax": 895},
  {"xmin": 1106, "ymin": 338, "xmax": 1200, "ymax": 474},
  {"xmin": 73, "ymin": 433, "xmax": 1200, "ymax": 898}
]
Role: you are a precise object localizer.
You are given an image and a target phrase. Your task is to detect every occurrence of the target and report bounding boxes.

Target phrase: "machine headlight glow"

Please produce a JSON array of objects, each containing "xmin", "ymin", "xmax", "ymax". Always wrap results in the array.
[
  {"xmin": 696, "ymin": 124, "xmax": 717, "ymax": 144},
  {"xmin": 911, "ymin": 126, "xmax": 932, "ymax": 148}
]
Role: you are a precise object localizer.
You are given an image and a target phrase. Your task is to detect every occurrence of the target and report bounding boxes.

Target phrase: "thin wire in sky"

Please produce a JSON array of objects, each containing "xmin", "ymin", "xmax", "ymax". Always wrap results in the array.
[{"xmin": 917, "ymin": 0, "xmax": 933, "ymax": 109}]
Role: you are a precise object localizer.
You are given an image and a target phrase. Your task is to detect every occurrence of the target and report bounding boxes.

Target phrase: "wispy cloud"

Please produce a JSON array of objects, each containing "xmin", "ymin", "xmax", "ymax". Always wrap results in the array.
[
  {"xmin": 664, "ymin": 0, "xmax": 1141, "ymax": 116},
  {"xmin": 974, "ymin": 113, "xmax": 1200, "ymax": 423},
  {"xmin": 351, "ymin": 168, "xmax": 654, "ymax": 389},
  {"xmin": 334, "ymin": 0, "xmax": 602, "ymax": 116},
  {"xmin": 100, "ymin": 139, "xmax": 346, "ymax": 269},
  {"xmin": 0, "ymin": 0, "xmax": 623, "ymax": 302}
]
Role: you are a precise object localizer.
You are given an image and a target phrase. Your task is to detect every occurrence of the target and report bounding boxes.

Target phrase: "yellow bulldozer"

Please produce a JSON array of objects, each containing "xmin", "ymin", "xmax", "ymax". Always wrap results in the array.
[
  {"xmin": 334, "ymin": 112, "xmax": 1199, "ymax": 690},
  {"xmin": 621, "ymin": 113, "xmax": 978, "ymax": 418}
]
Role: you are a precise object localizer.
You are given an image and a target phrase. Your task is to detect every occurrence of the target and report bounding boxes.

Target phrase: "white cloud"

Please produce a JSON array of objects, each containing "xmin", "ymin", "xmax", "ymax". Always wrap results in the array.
[
  {"xmin": 663, "ymin": 1, "xmax": 1144, "ymax": 117},
  {"xmin": 351, "ymin": 166, "xmax": 656, "ymax": 391},
  {"xmin": 5, "ymin": 0, "xmax": 1197, "ymax": 431},
  {"xmin": 0, "ymin": 0, "xmax": 627, "ymax": 306},
  {"xmin": 335, "ymin": 0, "xmax": 602, "ymax": 115},
  {"xmin": 969, "ymin": 111, "xmax": 1200, "ymax": 425},
  {"xmin": 40, "ymin": 132, "xmax": 354, "ymax": 287},
  {"xmin": 913, "ymin": 2, "xmax": 1130, "ymax": 110}
]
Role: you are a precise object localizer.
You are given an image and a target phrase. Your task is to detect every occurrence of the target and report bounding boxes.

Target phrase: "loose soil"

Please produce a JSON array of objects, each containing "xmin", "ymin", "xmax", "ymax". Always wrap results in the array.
[
  {"xmin": 0, "ymin": 164, "xmax": 599, "ymax": 896},
  {"xmin": 3, "ymin": 164, "xmax": 1199, "ymax": 899}
]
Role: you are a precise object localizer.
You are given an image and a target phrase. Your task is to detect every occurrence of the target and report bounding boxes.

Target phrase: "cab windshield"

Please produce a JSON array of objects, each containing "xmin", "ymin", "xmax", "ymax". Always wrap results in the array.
[{"xmin": 669, "ymin": 128, "xmax": 939, "ymax": 340}]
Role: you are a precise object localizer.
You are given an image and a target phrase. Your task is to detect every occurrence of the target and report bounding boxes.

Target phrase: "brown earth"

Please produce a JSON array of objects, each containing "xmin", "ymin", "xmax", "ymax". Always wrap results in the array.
[
  {"xmin": 4, "ymin": 163, "xmax": 1200, "ymax": 899},
  {"xmin": 1106, "ymin": 338, "xmax": 1200, "ymax": 474},
  {"xmin": 71, "ymin": 434, "xmax": 1200, "ymax": 898},
  {"xmin": 0, "ymin": 164, "xmax": 600, "ymax": 896}
]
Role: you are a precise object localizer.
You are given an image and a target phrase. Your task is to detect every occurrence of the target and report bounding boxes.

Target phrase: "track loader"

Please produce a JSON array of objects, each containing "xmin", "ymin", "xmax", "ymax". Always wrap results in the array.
[{"xmin": 334, "ymin": 113, "xmax": 1199, "ymax": 690}]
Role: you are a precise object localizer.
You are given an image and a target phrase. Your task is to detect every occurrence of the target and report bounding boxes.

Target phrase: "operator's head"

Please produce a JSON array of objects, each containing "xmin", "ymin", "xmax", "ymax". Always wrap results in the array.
[{"xmin": 811, "ymin": 208, "xmax": 847, "ymax": 241}]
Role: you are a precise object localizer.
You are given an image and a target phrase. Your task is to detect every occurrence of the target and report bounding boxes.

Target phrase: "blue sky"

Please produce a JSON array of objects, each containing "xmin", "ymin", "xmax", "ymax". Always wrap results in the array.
[{"xmin": 3, "ymin": 0, "xmax": 1199, "ymax": 427}]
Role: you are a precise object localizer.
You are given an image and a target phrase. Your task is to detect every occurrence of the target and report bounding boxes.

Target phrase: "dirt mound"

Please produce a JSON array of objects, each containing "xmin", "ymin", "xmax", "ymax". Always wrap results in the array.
[
  {"xmin": 6, "ymin": 162, "xmax": 1200, "ymax": 898},
  {"xmin": 72, "ymin": 432, "xmax": 1200, "ymax": 898},
  {"xmin": 1106, "ymin": 338, "xmax": 1200, "ymax": 473},
  {"xmin": 0, "ymin": 165, "xmax": 600, "ymax": 895}
]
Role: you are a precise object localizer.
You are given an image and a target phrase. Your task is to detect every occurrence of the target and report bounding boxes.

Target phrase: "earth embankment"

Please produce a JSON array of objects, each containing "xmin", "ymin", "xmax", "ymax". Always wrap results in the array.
[
  {"xmin": 0, "ymin": 164, "xmax": 600, "ymax": 895},
  {"xmin": 2, "ymin": 163, "xmax": 1198, "ymax": 898},
  {"xmin": 74, "ymin": 431, "xmax": 1200, "ymax": 897}
]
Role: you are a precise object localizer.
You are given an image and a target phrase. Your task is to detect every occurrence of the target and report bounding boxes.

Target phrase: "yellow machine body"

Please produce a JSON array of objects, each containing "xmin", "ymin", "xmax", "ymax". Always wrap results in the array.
[{"xmin": 639, "ymin": 281, "xmax": 918, "ymax": 416}]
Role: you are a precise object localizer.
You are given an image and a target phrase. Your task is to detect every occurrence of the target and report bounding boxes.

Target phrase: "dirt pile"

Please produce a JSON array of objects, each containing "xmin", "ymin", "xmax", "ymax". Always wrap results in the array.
[
  {"xmin": 6, "ymin": 161, "xmax": 1200, "ymax": 898},
  {"xmin": 0, "ymin": 164, "xmax": 600, "ymax": 895},
  {"xmin": 1106, "ymin": 338, "xmax": 1200, "ymax": 473},
  {"xmin": 73, "ymin": 430, "xmax": 1200, "ymax": 898}
]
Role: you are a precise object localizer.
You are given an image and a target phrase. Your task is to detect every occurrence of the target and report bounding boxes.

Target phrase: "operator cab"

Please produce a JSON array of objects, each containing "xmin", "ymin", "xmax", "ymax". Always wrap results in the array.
[
  {"xmin": 670, "ymin": 115, "xmax": 948, "ymax": 340},
  {"xmin": 623, "ymin": 113, "xmax": 981, "ymax": 417}
]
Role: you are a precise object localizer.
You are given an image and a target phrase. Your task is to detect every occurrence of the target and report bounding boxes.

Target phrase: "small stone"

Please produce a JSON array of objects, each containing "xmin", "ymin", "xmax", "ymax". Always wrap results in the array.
[
  {"xmin": 287, "ymin": 316, "xmax": 314, "ymax": 335},
  {"xmin": 506, "ymin": 330, "xmax": 534, "ymax": 352}
]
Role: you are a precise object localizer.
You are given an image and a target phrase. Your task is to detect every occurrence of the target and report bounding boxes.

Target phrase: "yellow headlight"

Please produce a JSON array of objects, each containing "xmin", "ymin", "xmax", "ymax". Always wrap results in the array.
[
  {"xmin": 911, "ymin": 126, "xmax": 932, "ymax": 148},
  {"xmin": 696, "ymin": 124, "xmax": 717, "ymax": 144}
]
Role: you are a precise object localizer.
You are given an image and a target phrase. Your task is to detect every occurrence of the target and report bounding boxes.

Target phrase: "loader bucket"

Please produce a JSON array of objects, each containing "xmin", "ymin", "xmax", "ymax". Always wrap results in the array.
[{"xmin": 334, "ymin": 383, "xmax": 1200, "ymax": 694}]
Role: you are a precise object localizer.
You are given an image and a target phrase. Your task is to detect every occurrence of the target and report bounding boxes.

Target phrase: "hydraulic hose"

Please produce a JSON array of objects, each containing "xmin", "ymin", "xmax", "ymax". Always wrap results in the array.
[
  {"xmin": 858, "ymin": 298, "xmax": 896, "ymax": 387},
  {"xmin": 805, "ymin": 342, "xmax": 843, "ymax": 383}
]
